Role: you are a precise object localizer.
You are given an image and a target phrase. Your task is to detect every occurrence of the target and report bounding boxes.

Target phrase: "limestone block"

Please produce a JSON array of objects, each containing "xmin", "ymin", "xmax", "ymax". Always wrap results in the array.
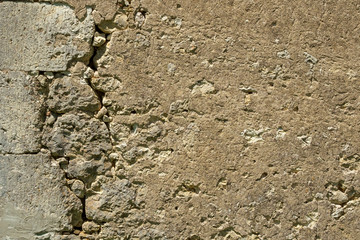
[
  {"xmin": 86, "ymin": 178, "xmax": 135, "ymax": 222},
  {"xmin": 45, "ymin": 113, "xmax": 112, "ymax": 158},
  {"xmin": 0, "ymin": 2, "xmax": 94, "ymax": 71},
  {"xmin": 0, "ymin": 153, "xmax": 82, "ymax": 239},
  {"xmin": 90, "ymin": 76, "xmax": 121, "ymax": 92},
  {"xmin": 47, "ymin": 76, "xmax": 101, "ymax": 113},
  {"xmin": 0, "ymin": 71, "xmax": 43, "ymax": 154}
]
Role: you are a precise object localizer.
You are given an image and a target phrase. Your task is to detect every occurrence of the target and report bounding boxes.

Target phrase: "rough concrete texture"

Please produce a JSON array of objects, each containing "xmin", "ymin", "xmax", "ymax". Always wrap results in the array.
[{"xmin": 1, "ymin": 0, "xmax": 360, "ymax": 239}]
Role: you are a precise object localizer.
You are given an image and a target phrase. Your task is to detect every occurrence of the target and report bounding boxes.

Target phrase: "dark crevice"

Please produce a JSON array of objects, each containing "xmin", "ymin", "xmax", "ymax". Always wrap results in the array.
[
  {"xmin": 80, "ymin": 197, "xmax": 88, "ymax": 222},
  {"xmin": 88, "ymin": 52, "xmax": 98, "ymax": 72},
  {"xmin": 0, "ymin": 151, "xmax": 41, "ymax": 155},
  {"xmin": 256, "ymin": 172, "xmax": 268, "ymax": 181},
  {"xmin": 88, "ymin": 25, "xmax": 110, "ymax": 71}
]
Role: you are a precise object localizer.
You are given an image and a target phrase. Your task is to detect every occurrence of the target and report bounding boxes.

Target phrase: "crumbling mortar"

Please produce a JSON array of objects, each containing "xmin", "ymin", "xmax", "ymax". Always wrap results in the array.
[
  {"xmin": 88, "ymin": 26, "xmax": 116, "ymax": 149},
  {"xmin": 46, "ymin": 17, "xmax": 122, "ymax": 236},
  {"xmin": 33, "ymin": 22, "xmax": 109, "ymax": 238}
]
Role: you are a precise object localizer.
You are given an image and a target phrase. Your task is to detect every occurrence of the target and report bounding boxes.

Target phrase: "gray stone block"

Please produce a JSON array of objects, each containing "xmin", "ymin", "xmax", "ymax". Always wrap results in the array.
[
  {"xmin": 0, "ymin": 71, "xmax": 44, "ymax": 154},
  {"xmin": 0, "ymin": 153, "xmax": 82, "ymax": 239},
  {"xmin": 0, "ymin": 2, "xmax": 94, "ymax": 71}
]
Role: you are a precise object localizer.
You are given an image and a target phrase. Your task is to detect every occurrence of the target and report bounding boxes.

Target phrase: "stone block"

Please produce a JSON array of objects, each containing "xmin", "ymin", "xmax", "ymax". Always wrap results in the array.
[
  {"xmin": 0, "ymin": 71, "xmax": 43, "ymax": 154},
  {"xmin": 0, "ymin": 2, "xmax": 94, "ymax": 71},
  {"xmin": 0, "ymin": 153, "xmax": 82, "ymax": 239}
]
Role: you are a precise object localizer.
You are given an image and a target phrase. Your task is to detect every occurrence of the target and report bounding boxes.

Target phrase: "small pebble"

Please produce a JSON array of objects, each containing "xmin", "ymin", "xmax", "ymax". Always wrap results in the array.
[
  {"xmin": 71, "ymin": 180, "xmax": 85, "ymax": 198},
  {"xmin": 330, "ymin": 190, "xmax": 348, "ymax": 204},
  {"xmin": 109, "ymin": 152, "xmax": 119, "ymax": 161},
  {"xmin": 37, "ymin": 75, "xmax": 47, "ymax": 87},
  {"xmin": 95, "ymin": 106, "xmax": 107, "ymax": 119},
  {"xmin": 103, "ymin": 115, "xmax": 112, "ymax": 123},
  {"xmin": 115, "ymin": 142, "xmax": 127, "ymax": 152},
  {"xmin": 44, "ymin": 71, "xmax": 54, "ymax": 79},
  {"xmin": 102, "ymin": 97, "xmax": 112, "ymax": 106},
  {"xmin": 93, "ymin": 32, "xmax": 106, "ymax": 47},
  {"xmin": 82, "ymin": 221, "xmax": 100, "ymax": 234},
  {"xmin": 83, "ymin": 67, "xmax": 94, "ymax": 79}
]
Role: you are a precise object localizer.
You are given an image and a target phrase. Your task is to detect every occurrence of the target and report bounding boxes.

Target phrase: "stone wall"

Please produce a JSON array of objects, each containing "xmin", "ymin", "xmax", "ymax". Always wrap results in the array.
[{"xmin": 1, "ymin": 0, "xmax": 360, "ymax": 239}]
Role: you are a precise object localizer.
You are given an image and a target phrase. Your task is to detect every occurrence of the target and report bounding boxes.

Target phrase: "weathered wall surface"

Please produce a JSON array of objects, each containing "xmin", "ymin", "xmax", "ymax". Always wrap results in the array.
[{"xmin": 1, "ymin": 0, "xmax": 360, "ymax": 239}]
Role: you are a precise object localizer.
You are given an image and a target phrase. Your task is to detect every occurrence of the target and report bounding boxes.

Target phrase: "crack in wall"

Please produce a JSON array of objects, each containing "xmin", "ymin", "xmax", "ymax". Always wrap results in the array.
[
  {"xmin": 30, "ymin": 11, "xmax": 115, "ymax": 237},
  {"xmin": 87, "ymin": 26, "xmax": 115, "ymax": 148},
  {"xmin": 46, "ymin": 11, "xmax": 118, "ymax": 237}
]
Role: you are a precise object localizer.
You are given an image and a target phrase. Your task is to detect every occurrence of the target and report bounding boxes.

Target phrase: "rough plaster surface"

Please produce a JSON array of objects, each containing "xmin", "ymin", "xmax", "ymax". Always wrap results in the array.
[{"xmin": 1, "ymin": 0, "xmax": 360, "ymax": 239}]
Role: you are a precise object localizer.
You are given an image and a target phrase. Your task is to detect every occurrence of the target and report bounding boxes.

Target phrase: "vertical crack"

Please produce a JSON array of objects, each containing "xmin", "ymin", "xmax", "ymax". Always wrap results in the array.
[
  {"xmin": 86, "ymin": 25, "xmax": 115, "ymax": 148},
  {"xmin": 37, "ymin": 6, "xmax": 129, "ymax": 237},
  {"xmin": 80, "ymin": 196, "xmax": 88, "ymax": 222}
]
